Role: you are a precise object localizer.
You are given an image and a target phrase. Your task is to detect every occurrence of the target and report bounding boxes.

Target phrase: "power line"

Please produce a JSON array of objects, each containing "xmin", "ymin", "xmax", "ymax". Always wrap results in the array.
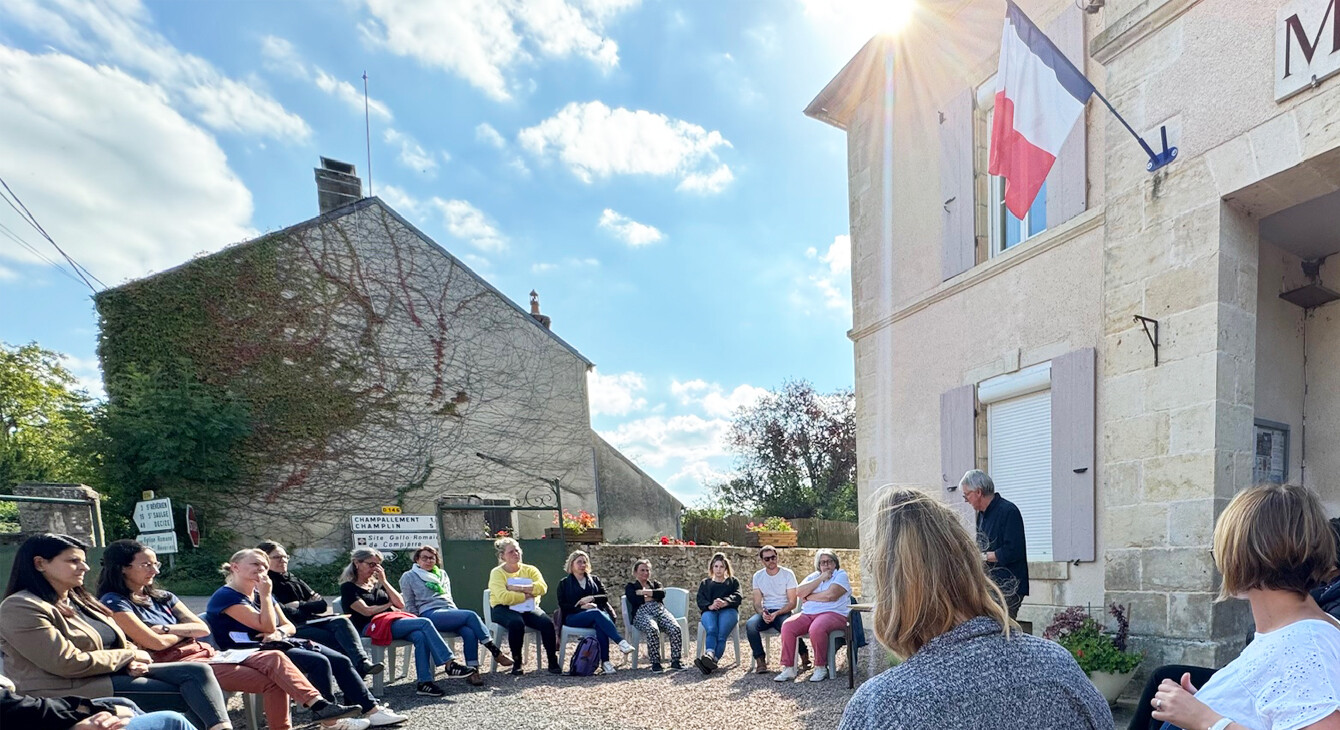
[
  {"xmin": 0, "ymin": 221, "xmax": 89, "ymax": 289},
  {"xmin": 0, "ymin": 174, "xmax": 106, "ymax": 291}
]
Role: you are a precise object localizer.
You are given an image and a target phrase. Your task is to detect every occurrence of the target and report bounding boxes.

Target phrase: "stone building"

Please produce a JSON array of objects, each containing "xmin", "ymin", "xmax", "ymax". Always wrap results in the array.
[
  {"xmin": 806, "ymin": 0, "xmax": 1340, "ymax": 667},
  {"xmin": 95, "ymin": 159, "xmax": 680, "ymax": 553}
]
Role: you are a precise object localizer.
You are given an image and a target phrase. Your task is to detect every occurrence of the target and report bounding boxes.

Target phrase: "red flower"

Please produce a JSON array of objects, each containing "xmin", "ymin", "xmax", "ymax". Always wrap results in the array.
[
  {"xmin": 659, "ymin": 536, "xmax": 669, "ymax": 544},
  {"xmin": 687, "ymin": 540, "xmax": 696, "ymax": 546}
]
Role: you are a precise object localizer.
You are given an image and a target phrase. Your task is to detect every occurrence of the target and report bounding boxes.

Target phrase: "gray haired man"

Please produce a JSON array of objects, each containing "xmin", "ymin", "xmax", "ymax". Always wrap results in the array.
[{"xmin": 960, "ymin": 469, "xmax": 1029, "ymax": 618}]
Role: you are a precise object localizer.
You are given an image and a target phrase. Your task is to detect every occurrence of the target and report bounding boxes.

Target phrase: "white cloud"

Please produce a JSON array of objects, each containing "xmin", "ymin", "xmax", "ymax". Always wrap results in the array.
[
  {"xmin": 2, "ymin": 0, "xmax": 310, "ymax": 141},
  {"xmin": 315, "ymin": 69, "xmax": 393, "ymax": 121},
  {"xmin": 519, "ymin": 101, "xmax": 734, "ymax": 192},
  {"xmin": 803, "ymin": 234, "xmax": 852, "ymax": 311},
  {"xmin": 378, "ymin": 183, "xmax": 424, "ymax": 218},
  {"xmin": 671, "ymin": 379, "xmax": 768, "ymax": 418},
  {"xmin": 597, "ymin": 209, "xmax": 664, "ymax": 246},
  {"xmin": 0, "ymin": 265, "xmax": 17, "ymax": 281},
  {"xmin": 360, "ymin": 0, "xmax": 635, "ymax": 101},
  {"xmin": 531, "ymin": 257, "xmax": 599, "ymax": 274},
  {"xmin": 261, "ymin": 35, "xmax": 393, "ymax": 123},
  {"xmin": 598, "ymin": 413, "xmax": 728, "ymax": 470},
  {"xmin": 531, "ymin": 262, "xmax": 558, "ymax": 274},
  {"xmin": 587, "ymin": 369, "xmax": 647, "ymax": 416},
  {"xmin": 384, "ymin": 128, "xmax": 440, "ymax": 175},
  {"xmin": 433, "ymin": 199, "xmax": 507, "ymax": 252},
  {"xmin": 476, "ymin": 122, "xmax": 507, "ymax": 148},
  {"xmin": 0, "ymin": 47, "xmax": 254, "ymax": 283},
  {"xmin": 63, "ymin": 354, "xmax": 106, "ymax": 401}
]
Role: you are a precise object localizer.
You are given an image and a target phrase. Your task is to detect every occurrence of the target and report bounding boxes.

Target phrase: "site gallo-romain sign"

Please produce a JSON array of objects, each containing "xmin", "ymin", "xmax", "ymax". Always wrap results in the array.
[
  {"xmin": 1277, "ymin": 0, "xmax": 1340, "ymax": 100},
  {"xmin": 350, "ymin": 514, "xmax": 440, "ymax": 550}
]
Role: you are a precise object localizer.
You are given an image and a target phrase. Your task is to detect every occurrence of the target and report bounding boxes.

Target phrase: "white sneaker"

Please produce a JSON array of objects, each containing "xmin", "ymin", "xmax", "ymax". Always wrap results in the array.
[
  {"xmin": 324, "ymin": 719, "xmax": 372, "ymax": 730},
  {"xmin": 617, "ymin": 639, "xmax": 635, "ymax": 654},
  {"xmin": 364, "ymin": 706, "xmax": 409, "ymax": 727},
  {"xmin": 808, "ymin": 667, "xmax": 829, "ymax": 682},
  {"xmin": 601, "ymin": 661, "xmax": 617, "ymax": 674},
  {"xmin": 774, "ymin": 666, "xmax": 798, "ymax": 682}
]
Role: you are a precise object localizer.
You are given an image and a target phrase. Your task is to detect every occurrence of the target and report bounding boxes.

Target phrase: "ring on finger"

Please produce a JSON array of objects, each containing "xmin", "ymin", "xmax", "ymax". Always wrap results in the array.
[{"xmin": 1153, "ymin": 698, "xmax": 1162, "ymax": 710}]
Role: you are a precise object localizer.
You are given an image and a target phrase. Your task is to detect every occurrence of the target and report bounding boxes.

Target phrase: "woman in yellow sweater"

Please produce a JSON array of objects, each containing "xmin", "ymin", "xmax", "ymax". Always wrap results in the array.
[{"xmin": 487, "ymin": 537, "xmax": 559, "ymax": 675}]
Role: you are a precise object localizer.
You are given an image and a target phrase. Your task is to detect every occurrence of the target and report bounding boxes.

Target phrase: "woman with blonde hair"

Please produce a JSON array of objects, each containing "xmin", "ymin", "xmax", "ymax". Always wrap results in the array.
[
  {"xmin": 693, "ymin": 552, "xmax": 741, "ymax": 675},
  {"xmin": 1151, "ymin": 483, "xmax": 1340, "ymax": 730},
  {"xmin": 557, "ymin": 550, "xmax": 634, "ymax": 675},
  {"xmin": 839, "ymin": 489, "xmax": 1111, "ymax": 730},
  {"xmin": 487, "ymin": 537, "xmax": 559, "ymax": 674}
]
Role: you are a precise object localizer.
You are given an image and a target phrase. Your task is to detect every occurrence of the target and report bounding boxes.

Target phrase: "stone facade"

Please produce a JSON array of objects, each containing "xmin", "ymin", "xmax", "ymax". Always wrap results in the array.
[{"xmin": 808, "ymin": 0, "xmax": 1340, "ymax": 669}]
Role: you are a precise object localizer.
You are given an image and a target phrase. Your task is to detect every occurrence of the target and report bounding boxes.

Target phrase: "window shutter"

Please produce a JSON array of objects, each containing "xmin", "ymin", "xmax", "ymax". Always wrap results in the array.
[
  {"xmin": 940, "ymin": 385, "xmax": 976, "ymax": 492},
  {"xmin": 988, "ymin": 391, "xmax": 1053, "ymax": 562},
  {"xmin": 1046, "ymin": 6, "xmax": 1087, "ymax": 227},
  {"xmin": 940, "ymin": 88, "xmax": 975, "ymax": 281},
  {"xmin": 1050, "ymin": 347, "xmax": 1096, "ymax": 562}
]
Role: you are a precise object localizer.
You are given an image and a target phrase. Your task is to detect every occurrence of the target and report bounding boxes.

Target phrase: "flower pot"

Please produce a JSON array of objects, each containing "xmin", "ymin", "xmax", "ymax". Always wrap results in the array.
[
  {"xmin": 544, "ymin": 527, "xmax": 603, "ymax": 544},
  {"xmin": 1089, "ymin": 670, "xmax": 1135, "ymax": 704},
  {"xmin": 746, "ymin": 530, "xmax": 797, "ymax": 547}
]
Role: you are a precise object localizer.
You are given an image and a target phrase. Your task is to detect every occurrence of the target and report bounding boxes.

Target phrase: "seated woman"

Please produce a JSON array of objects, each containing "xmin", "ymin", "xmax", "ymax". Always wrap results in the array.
[
  {"xmin": 775, "ymin": 548, "xmax": 850, "ymax": 683},
  {"xmin": 0, "ymin": 533, "xmax": 234, "ymax": 730},
  {"xmin": 838, "ymin": 490, "xmax": 1112, "ymax": 730},
  {"xmin": 1, "ymin": 685, "xmax": 194, "ymax": 730},
  {"xmin": 557, "ymin": 550, "xmax": 634, "ymax": 675},
  {"xmin": 624, "ymin": 558, "xmax": 683, "ymax": 672},
  {"xmin": 96, "ymin": 539, "xmax": 378, "ymax": 730},
  {"xmin": 693, "ymin": 552, "xmax": 742, "ymax": 675},
  {"xmin": 256, "ymin": 541, "xmax": 382, "ymax": 678},
  {"xmin": 204, "ymin": 549, "xmax": 399, "ymax": 722},
  {"xmin": 1151, "ymin": 483, "xmax": 1340, "ymax": 730},
  {"xmin": 398, "ymin": 544, "xmax": 512, "ymax": 670},
  {"xmin": 487, "ymin": 537, "xmax": 559, "ymax": 675},
  {"xmin": 338, "ymin": 547, "xmax": 481, "ymax": 696}
]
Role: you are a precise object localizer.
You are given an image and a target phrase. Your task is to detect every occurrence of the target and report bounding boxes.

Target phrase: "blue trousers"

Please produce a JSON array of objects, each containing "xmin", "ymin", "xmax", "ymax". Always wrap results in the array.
[
  {"xmin": 746, "ymin": 611, "xmax": 807, "ymax": 659},
  {"xmin": 129, "ymin": 712, "xmax": 197, "ymax": 730},
  {"xmin": 365, "ymin": 616, "xmax": 454, "ymax": 683},
  {"xmin": 283, "ymin": 641, "xmax": 377, "ymax": 711},
  {"xmin": 700, "ymin": 608, "xmax": 738, "ymax": 659},
  {"xmin": 422, "ymin": 607, "xmax": 491, "ymax": 666},
  {"xmin": 564, "ymin": 609, "xmax": 624, "ymax": 662}
]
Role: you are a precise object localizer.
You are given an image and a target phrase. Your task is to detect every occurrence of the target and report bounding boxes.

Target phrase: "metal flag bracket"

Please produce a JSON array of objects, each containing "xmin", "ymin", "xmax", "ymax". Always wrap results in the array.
[{"xmin": 1145, "ymin": 126, "xmax": 1178, "ymax": 172}]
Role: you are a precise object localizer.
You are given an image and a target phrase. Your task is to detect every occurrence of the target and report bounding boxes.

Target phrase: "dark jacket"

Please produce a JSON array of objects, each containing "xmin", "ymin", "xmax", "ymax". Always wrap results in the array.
[
  {"xmin": 268, "ymin": 570, "xmax": 328, "ymax": 625},
  {"xmin": 557, "ymin": 574, "xmax": 614, "ymax": 624},
  {"xmin": 624, "ymin": 580, "xmax": 666, "ymax": 616},
  {"xmin": 696, "ymin": 577, "xmax": 742, "ymax": 613},
  {"xmin": 0, "ymin": 688, "xmax": 126, "ymax": 729},
  {"xmin": 1314, "ymin": 578, "xmax": 1340, "ymax": 620},
  {"xmin": 977, "ymin": 494, "xmax": 1030, "ymax": 598}
]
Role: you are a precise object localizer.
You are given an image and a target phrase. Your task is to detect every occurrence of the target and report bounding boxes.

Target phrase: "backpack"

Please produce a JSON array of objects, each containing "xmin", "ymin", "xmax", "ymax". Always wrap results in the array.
[{"xmin": 569, "ymin": 635, "xmax": 602, "ymax": 676}]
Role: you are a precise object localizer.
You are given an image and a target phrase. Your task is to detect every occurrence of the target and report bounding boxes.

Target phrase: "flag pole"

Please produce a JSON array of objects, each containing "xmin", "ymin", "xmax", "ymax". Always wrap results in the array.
[{"xmin": 1090, "ymin": 88, "xmax": 1177, "ymax": 172}]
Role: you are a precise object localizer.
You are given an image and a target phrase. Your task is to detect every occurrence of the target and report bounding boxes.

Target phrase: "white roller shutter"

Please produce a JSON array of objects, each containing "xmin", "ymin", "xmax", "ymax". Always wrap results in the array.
[{"xmin": 987, "ymin": 390, "xmax": 1052, "ymax": 561}]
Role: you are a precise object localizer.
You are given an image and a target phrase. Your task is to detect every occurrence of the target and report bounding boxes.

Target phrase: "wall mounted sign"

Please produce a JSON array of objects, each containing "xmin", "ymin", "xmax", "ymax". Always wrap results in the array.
[{"xmin": 1277, "ymin": 0, "xmax": 1340, "ymax": 100}]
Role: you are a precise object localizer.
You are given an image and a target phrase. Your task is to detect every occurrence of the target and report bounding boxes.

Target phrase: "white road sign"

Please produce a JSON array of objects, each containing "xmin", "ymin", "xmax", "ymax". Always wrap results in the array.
[
  {"xmin": 137, "ymin": 531, "xmax": 179, "ymax": 555},
  {"xmin": 134, "ymin": 498, "xmax": 174, "ymax": 533},
  {"xmin": 350, "ymin": 514, "xmax": 439, "ymax": 551}
]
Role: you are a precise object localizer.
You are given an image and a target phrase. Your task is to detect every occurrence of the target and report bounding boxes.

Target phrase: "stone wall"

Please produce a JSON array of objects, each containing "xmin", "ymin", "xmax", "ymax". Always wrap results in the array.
[
  {"xmin": 13, "ymin": 483, "xmax": 102, "ymax": 546},
  {"xmin": 584, "ymin": 544, "xmax": 861, "ymax": 633}
]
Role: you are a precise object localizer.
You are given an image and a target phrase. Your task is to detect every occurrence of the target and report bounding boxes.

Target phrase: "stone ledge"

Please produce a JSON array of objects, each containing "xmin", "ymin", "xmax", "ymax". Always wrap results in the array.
[
  {"xmin": 1091, "ymin": 0, "xmax": 1203, "ymax": 65},
  {"xmin": 1029, "ymin": 561, "xmax": 1071, "ymax": 581}
]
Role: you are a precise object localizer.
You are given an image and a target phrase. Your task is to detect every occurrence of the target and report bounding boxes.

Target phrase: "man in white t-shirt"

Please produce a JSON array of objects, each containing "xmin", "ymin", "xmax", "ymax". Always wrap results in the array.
[{"xmin": 747, "ymin": 545, "xmax": 810, "ymax": 674}]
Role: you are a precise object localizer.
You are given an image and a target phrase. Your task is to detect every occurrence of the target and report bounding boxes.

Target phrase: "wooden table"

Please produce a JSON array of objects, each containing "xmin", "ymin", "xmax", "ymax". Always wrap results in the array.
[{"xmin": 846, "ymin": 602, "xmax": 875, "ymax": 688}]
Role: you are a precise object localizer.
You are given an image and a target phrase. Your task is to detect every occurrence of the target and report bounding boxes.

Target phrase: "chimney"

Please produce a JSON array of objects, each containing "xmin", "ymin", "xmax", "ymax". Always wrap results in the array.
[
  {"xmin": 529, "ymin": 290, "xmax": 552, "ymax": 329},
  {"xmin": 314, "ymin": 157, "xmax": 362, "ymax": 214}
]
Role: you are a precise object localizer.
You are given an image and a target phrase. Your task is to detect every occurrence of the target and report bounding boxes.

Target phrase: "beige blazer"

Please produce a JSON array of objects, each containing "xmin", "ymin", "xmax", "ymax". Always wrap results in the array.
[{"xmin": 0, "ymin": 590, "xmax": 138, "ymax": 697}]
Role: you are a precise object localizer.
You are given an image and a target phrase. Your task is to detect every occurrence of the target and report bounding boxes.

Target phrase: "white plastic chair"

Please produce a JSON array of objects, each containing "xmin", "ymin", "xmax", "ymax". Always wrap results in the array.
[
  {"xmin": 792, "ymin": 623, "xmax": 846, "ymax": 677},
  {"xmin": 331, "ymin": 597, "xmax": 412, "ymax": 694},
  {"xmin": 483, "ymin": 589, "xmax": 545, "ymax": 672},
  {"xmin": 620, "ymin": 587, "xmax": 689, "ymax": 669},
  {"xmin": 556, "ymin": 613, "xmax": 599, "ymax": 667},
  {"xmin": 198, "ymin": 611, "xmax": 264, "ymax": 730}
]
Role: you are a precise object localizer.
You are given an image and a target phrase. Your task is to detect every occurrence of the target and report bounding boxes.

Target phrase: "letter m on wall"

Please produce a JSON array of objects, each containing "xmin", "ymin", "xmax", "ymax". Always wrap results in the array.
[{"xmin": 1277, "ymin": 0, "xmax": 1340, "ymax": 100}]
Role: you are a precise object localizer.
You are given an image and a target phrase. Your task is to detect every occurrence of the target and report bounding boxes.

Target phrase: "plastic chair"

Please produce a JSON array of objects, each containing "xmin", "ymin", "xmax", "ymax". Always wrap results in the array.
[
  {"xmin": 620, "ymin": 587, "xmax": 690, "ymax": 669},
  {"xmin": 198, "ymin": 611, "xmax": 265, "ymax": 730},
  {"xmin": 330, "ymin": 598, "xmax": 411, "ymax": 694},
  {"xmin": 482, "ymin": 589, "xmax": 545, "ymax": 672},
  {"xmin": 696, "ymin": 613, "xmax": 742, "ymax": 664},
  {"xmin": 555, "ymin": 610, "xmax": 599, "ymax": 667}
]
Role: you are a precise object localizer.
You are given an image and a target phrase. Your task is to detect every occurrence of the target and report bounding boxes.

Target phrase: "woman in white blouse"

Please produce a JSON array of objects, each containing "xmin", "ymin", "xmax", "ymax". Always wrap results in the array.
[
  {"xmin": 775, "ymin": 548, "xmax": 851, "ymax": 683},
  {"xmin": 1152, "ymin": 483, "xmax": 1340, "ymax": 730}
]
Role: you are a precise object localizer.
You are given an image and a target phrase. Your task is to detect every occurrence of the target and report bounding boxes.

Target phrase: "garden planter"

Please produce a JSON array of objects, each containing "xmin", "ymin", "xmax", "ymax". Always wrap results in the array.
[
  {"xmin": 544, "ymin": 527, "xmax": 603, "ymax": 544},
  {"xmin": 1089, "ymin": 670, "xmax": 1135, "ymax": 704},
  {"xmin": 746, "ymin": 530, "xmax": 797, "ymax": 547}
]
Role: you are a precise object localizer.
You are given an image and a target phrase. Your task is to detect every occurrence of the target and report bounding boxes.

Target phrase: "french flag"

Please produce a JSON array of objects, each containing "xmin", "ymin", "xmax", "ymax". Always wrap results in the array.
[{"xmin": 989, "ymin": 2, "xmax": 1093, "ymax": 219}]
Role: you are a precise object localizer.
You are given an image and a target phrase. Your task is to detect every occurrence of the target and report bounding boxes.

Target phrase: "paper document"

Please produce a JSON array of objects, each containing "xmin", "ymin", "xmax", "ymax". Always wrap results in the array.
[
  {"xmin": 207, "ymin": 648, "xmax": 260, "ymax": 663},
  {"xmin": 506, "ymin": 577, "xmax": 536, "ymax": 613}
]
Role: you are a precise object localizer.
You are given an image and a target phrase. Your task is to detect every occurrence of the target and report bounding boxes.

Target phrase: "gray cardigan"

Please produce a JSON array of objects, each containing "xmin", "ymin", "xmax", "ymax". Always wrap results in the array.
[
  {"xmin": 398, "ymin": 568, "xmax": 458, "ymax": 615},
  {"xmin": 839, "ymin": 616, "xmax": 1114, "ymax": 730}
]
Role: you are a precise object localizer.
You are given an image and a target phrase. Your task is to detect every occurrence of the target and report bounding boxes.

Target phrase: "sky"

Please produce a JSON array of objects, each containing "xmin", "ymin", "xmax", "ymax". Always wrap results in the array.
[{"xmin": 0, "ymin": 0, "xmax": 889, "ymax": 506}]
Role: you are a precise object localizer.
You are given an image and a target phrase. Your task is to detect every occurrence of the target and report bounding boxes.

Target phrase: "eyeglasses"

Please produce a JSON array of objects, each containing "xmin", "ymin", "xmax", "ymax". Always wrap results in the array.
[
  {"xmin": 132, "ymin": 562, "xmax": 162, "ymax": 570},
  {"xmin": 761, "ymin": 555, "xmax": 778, "ymax": 562}
]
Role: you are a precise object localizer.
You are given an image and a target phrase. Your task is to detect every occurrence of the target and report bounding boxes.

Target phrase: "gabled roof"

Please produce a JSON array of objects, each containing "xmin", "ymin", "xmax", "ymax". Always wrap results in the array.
[
  {"xmin": 804, "ymin": 35, "xmax": 896, "ymax": 131},
  {"xmin": 100, "ymin": 196, "xmax": 594, "ymax": 368}
]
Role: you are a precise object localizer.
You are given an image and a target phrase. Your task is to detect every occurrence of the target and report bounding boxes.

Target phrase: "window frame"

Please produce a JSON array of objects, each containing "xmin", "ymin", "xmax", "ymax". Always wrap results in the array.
[{"xmin": 978, "ymin": 77, "xmax": 1049, "ymax": 258}]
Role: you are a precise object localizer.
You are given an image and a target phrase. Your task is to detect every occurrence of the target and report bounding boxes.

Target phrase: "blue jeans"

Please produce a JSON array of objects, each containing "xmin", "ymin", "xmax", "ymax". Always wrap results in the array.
[
  {"xmin": 366, "ymin": 616, "xmax": 454, "ymax": 683},
  {"xmin": 282, "ymin": 642, "xmax": 377, "ymax": 711},
  {"xmin": 700, "ymin": 608, "xmax": 738, "ymax": 659},
  {"xmin": 746, "ymin": 610, "xmax": 807, "ymax": 659},
  {"xmin": 422, "ymin": 607, "xmax": 492, "ymax": 666},
  {"xmin": 111, "ymin": 662, "xmax": 227, "ymax": 729},
  {"xmin": 564, "ymin": 609, "xmax": 624, "ymax": 662},
  {"xmin": 129, "ymin": 712, "xmax": 196, "ymax": 730}
]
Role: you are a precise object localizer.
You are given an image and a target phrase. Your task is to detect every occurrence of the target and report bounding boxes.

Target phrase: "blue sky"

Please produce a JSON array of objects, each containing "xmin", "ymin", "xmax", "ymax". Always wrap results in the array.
[{"xmin": 0, "ymin": 0, "xmax": 882, "ymax": 504}]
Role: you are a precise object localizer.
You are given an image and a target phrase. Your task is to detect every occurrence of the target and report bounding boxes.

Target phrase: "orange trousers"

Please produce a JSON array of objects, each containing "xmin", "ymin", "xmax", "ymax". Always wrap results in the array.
[{"xmin": 204, "ymin": 650, "xmax": 322, "ymax": 730}]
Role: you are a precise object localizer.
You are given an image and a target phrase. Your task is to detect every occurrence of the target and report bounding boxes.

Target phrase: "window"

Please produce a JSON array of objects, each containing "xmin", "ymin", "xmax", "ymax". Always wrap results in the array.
[
  {"xmin": 980, "ymin": 82, "xmax": 1049, "ymax": 256},
  {"xmin": 980, "ymin": 363, "xmax": 1053, "ymax": 562}
]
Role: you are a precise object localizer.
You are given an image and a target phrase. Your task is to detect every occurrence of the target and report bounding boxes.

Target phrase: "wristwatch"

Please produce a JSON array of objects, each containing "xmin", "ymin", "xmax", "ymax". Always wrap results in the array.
[{"xmin": 1208, "ymin": 718, "xmax": 1233, "ymax": 730}]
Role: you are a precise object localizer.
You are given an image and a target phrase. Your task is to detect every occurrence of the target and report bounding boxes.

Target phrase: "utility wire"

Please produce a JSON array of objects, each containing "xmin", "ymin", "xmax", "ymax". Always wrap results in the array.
[
  {"xmin": 0, "ymin": 222, "xmax": 89, "ymax": 289},
  {"xmin": 0, "ymin": 174, "xmax": 105, "ymax": 291}
]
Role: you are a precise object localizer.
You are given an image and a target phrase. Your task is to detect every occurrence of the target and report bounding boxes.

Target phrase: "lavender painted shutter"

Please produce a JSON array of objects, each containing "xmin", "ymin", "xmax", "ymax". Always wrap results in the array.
[
  {"xmin": 940, "ymin": 88, "xmax": 975, "ymax": 281},
  {"xmin": 1051, "ymin": 348, "xmax": 1095, "ymax": 562},
  {"xmin": 1046, "ymin": 6, "xmax": 1088, "ymax": 227},
  {"xmin": 941, "ymin": 385, "xmax": 976, "ymax": 492}
]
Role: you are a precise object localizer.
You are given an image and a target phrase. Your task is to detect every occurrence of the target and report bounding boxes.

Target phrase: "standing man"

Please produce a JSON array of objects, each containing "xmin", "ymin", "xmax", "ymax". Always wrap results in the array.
[
  {"xmin": 960, "ymin": 469, "xmax": 1029, "ymax": 618},
  {"xmin": 746, "ymin": 546, "xmax": 810, "ymax": 674}
]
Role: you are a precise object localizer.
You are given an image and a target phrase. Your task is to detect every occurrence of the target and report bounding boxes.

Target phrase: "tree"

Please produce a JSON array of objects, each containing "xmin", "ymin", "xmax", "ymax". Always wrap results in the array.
[
  {"xmin": 712, "ymin": 380, "xmax": 857, "ymax": 521},
  {"xmin": 0, "ymin": 341, "xmax": 99, "ymax": 490}
]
